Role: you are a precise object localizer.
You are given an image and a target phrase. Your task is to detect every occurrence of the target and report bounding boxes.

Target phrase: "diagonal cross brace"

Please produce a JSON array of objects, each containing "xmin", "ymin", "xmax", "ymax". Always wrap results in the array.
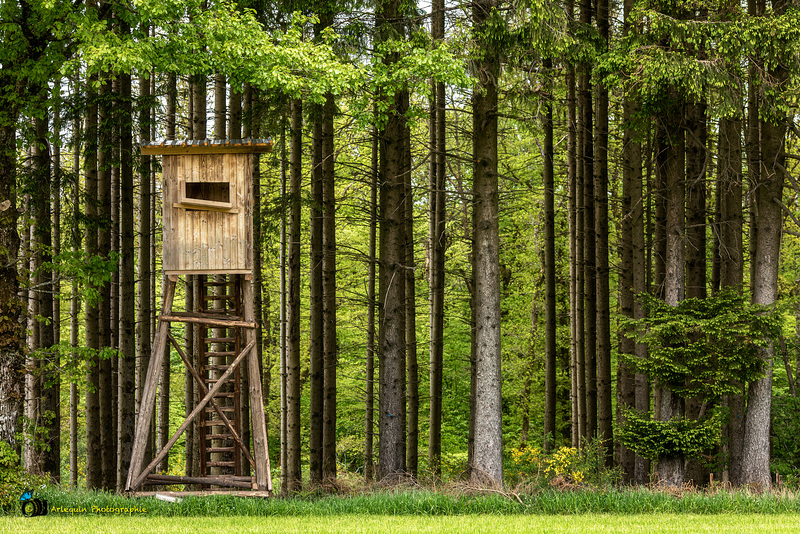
[
  {"xmin": 129, "ymin": 339, "xmax": 256, "ymax": 491},
  {"xmin": 166, "ymin": 331, "xmax": 256, "ymax": 470}
]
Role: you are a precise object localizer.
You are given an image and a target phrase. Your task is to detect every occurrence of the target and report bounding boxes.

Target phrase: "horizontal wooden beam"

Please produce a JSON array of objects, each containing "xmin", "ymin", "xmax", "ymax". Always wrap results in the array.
[
  {"xmin": 162, "ymin": 312, "xmax": 257, "ymax": 329},
  {"xmin": 144, "ymin": 474, "xmax": 254, "ymax": 490}
]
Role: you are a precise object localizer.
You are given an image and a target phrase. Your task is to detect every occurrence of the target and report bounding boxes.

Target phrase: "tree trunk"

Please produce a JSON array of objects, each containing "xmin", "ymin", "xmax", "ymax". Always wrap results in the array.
[
  {"xmin": 594, "ymin": 0, "xmax": 612, "ymax": 465},
  {"xmin": 118, "ymin": 66, "xmax": 136, "ymax": 490},
  {"xmin": 471, "ymin": 0, "xmax": 503, "ymax": 485},
  {"xmin": 579, "ymin": 0, "xmax": 596, "ymax": 441},
  {"xmin": 69, "ymin": 90, "xmax": 82, "ymax": 486},
  {"xmin": 404, "ymin": 107, "xmax": 418, "ymax": 477},
  {"xmin": 0, "ymin": 92, "xmax": 24, "ymax": 455},
  {"xmin": 279, "ymin": 111, "xmax": 288, "ymax": 490},
  {"xmin": 657, "ymin": 105, "xmax": 686, "ymax": 487},
  {"xmin": 684, "ymin": 98, "xmax": 708, "ymax": 486},
  {"xmin": 322, "ymin": 93, "xmax": 338, "ymax": 481},
  {"xmin": 84, "ymin": 74, "xmax": 101, "ymax": 490},
  {"xmin": 566, "ymin": 44, "xmax": 579, "ymax": 448},
  {"xmin": 365, "ymin": 117, "xmax": 378, "ymax": 482},
  {"xmin": 717, "ymin": 116, "xmax": 744, "ymax": 484},
  {"xmin": 742, "ymin": 45, "xmax": 787, "ymax": 488},
  {"xmin": 309, "ymin": 103, "xmax": 324, "ymax": 485},
  {"xmin": 377, "ymin": 89, "xmax": 408, "ymax": 481},
  {"xmin": 376, "ymin": 0, "xmax": 408, "ymax": 481},
  {"xmin": 618, "ymin": 10, "xmax": 640, "ymax": 475},
  {"xmin": 32, "ymin": 109, "xmax": 59, "ymax": 481},
  {"xmin": 543, "ymin": 63, "xmax": 557, "ymax": 452},
  {"xmin": 286, "ymin": 98, "xmax": 303, "ymax": 492},
  {"xmin": 137, "ymin": 54, "xmax": 155, "ymax": 483},
  {"xmin": 428, "ymin": 0, "xmax": 446, "ymax": 476}
]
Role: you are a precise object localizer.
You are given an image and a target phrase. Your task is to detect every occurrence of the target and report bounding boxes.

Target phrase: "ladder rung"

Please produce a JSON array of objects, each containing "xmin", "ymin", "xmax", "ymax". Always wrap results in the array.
[
  {"xmin": 204, "ymin": 434, "xmax": 235, "ymax": 440},
  {"xmin": 203, "ymin": 364, "xmax": 233, "ymax": 371},
  {"xmin": 203, "ymin": 281, "xmax": 234, "ymax": 287},
  {"xmin": 206, "ymin": 461, "xmax": 235, "ymax": 468},
  {"xmin": 205, "ymin": 447, "xmax": 235, "ymax": 453},
  {"xmin": 204, "ymin": 337, "xmax": 236, "ymax": 344},
  {"xmin": 203, "ymin": 295, "xmax": 234, "ymax": 300},
  {"xmin": 205, "ymin": 351, "xmax": 236, "ymax": 357},
  {"xmin": 205, "ymin": 406, "xmax": 236, "ymax": 412}
]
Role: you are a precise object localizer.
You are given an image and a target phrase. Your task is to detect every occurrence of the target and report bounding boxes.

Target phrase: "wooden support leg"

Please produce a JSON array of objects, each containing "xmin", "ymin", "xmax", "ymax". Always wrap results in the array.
[
  {"xmin": 126, "ymin": 277, "xmax": 176, "ymax": 491},
  {"xmin": 243, "ymin": 277, "xmax": 272, "ymax": 491}
]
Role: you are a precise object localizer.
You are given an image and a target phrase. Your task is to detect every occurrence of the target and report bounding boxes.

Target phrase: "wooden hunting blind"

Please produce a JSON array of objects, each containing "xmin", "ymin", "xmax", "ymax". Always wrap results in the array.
[{"xmin": 126, "ymin": 139, "xmax": 273, "ymax": 494}]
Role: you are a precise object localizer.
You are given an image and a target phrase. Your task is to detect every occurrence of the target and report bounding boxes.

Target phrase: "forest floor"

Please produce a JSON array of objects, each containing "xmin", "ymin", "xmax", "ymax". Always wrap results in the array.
[{"xmin": 3, "ymin": 513, "xmax": 800, "ymax": 533}]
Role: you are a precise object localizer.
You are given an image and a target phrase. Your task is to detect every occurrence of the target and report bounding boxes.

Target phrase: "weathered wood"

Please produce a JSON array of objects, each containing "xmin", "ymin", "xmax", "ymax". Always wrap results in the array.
[
  {"xmin": 162, "ymin": 312, "xmax": 256, "ymax": 329},
  {"xmin": 125, "ymin": 279, "xmax": 176, "ymax": 491},
  {"xmin": 132, "ymin": 490, "xmax": 271, "ymax": 498},
  {"xmin": 166, "ymin": 331, "xmax": 256, "ymax": 470},
  {"xmin": 130, "ymin": 340, "xmax": 256, "ymax": 490},
  {"xmin": 243, "ymin": 278, "xmax": 272, "ymax": 491},
  {"xmin": 173, "ymin": 203, "xmax": 239, "ymax": 214},
  {"xmin": 161, "ymin": 152, "xmax": 252, "ymax": 273},
  {"xmin": 165, "ymin": 269, "xmax": 252, "ymax": 276},
  {"xmin": 141, "ymin": 140, "xmax": 272, "ymax": 155},
  {"xmin": 144, "ymin": 474, "xmax": 254, "ymax": 489}
]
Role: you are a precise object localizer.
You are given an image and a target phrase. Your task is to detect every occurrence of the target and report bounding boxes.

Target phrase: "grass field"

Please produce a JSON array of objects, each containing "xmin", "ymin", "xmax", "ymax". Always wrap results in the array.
[{"xmin": 2, "ymin": 513, "xmax": 800, "ymax": 533}]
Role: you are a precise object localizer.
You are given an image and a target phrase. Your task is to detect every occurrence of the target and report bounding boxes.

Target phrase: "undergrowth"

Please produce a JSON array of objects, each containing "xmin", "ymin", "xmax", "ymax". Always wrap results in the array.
[{"xmin": 4, "ymin": 484, "xmax": 797, "ymax": 517}]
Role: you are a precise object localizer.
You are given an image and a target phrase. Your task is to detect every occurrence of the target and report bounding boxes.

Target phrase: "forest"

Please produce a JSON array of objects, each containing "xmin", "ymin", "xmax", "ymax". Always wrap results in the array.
[{"xmin": 0, "ymin": 0, "xmax": 799, "ymax": 499}]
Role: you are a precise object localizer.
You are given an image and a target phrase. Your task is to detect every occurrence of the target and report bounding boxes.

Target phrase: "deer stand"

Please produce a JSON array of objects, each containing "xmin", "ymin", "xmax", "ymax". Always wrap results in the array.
[{"xmin": 125, "ymin": 274, "xmax": 272, "ymax": 493}]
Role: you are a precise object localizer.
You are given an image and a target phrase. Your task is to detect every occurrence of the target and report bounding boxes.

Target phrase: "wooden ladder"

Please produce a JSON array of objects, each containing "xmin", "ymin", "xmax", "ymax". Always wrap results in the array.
[{"xmin": 198, "ymin": 275, "xmax": 244, "ymax": 478}]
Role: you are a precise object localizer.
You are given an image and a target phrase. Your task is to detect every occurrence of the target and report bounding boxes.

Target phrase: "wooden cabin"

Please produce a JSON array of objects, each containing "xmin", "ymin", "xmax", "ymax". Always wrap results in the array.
[{"xmin": 141, "ymin": 139, "xmax": 272, "ymax": 275}]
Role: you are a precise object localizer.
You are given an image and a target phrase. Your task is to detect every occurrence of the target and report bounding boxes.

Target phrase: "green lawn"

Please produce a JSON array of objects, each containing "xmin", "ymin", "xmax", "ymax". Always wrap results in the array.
[{"xmin": 2, "ymin": 514, "xmax": 799, "ymax": 533}]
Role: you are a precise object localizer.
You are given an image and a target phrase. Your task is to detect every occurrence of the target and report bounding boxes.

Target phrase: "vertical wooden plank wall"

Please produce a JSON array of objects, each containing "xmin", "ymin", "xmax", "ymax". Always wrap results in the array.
[{"xmin": 163, "ymin": 153, "xmax": 252, "ymax": 273}]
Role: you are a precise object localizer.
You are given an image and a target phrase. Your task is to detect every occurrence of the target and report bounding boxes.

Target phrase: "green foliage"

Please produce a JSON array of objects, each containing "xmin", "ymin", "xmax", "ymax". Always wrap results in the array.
[
  {"xmin": 621, "ymin": 289, "xmax": 782, "ymax": 400},
  {"xmin": 0, "ymin": 442, "xmax": 48, "ymax": 513},
  {"xmin": 618, "ymin": 290, "xmax": 782, "ymax": 462},
  {"xmin": 616, "ymin": 408, "xmax": 726, "ymax": 461},
  {"xmin": 505, "ymin": 441, "xmax": 621, "ymax": 487},
  {"xmin": 44, "ymin": 250, "xmax": 119, "ymax": 306},
  {"xmin": 771, "ymin": 394, "xmax": 800, "ymax": 484}
]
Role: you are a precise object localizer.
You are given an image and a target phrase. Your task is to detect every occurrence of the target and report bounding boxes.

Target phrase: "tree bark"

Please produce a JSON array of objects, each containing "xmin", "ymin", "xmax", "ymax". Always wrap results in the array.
[
  {"xmin": 365, "ymin": 117, "xmax": 378, "ymax": 482},
  {"xmin": 404, "ymin": 105, "xmax": 418, "ymax": 477},
  {"xmin": 98, "ymin": 75, "xmax": 115, "ymax": 491},
  {"xmin": 543, "ymin": 62, "xmax": 557, "ymax": 452},
  {"xmin": 618, "ymin": 5, "xmax": 640, "ymax": 475},
  {"xmin": 594, "ymin": 0, "xmax": 612, "ymax": 465},
  {"xmin": 579, "ymin": 0, "xmax": 596, "ymax": 441},
  {"xmin": 286, "ymin": 98, "xmax": 303, "ymax": 492},
  {"xmin": 137, "ymin": 55, "xmax": 155, "ymax": 483},
  {"xmin": 309, "ymin": 103, "xmax": 324, "ymax": 485},
  {"xmin": 428, "ymin": 0, "xmax": 446, "ymax": 475},
  {"xmin": 84, "ymin": 73, "xmax": 101, "ymax": 490},
  {"xmin": 741, "ymin": 39, "xmax": 787, "ymax": 488},
  {"xmin": 118, "ymin": 65, "xmax": 136, "ymax": 490},
  {"xmin": 657, "ymin": 105, "xmax": 686, "ymax": 487},
  {"xmin": 69, "ymin": 88, "xmax": 82, "ymax": 486},
  {"xmin": 717, "ymin": 116, "xmax": 745, "ymax": 484},
  {"xmin": 471, "ymin": 0, "xmax": 503, "ymax": 485},
  {"xmin": 322, "ymin": 93, "xmax": 338, "ymax": 481},
  {"xmin": 0, "ymin": 120, "xmax": 24, "ymax": 455},
  {"xmin": 376, "ymin": 0, "xmax": 408, "ymax": 481}
]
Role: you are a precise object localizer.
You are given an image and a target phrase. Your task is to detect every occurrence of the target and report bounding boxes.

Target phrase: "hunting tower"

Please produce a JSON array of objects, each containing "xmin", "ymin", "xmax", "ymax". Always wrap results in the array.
[{"xmin": 126, "ymin": 139, "xmax": 273, "ymax": 494}]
